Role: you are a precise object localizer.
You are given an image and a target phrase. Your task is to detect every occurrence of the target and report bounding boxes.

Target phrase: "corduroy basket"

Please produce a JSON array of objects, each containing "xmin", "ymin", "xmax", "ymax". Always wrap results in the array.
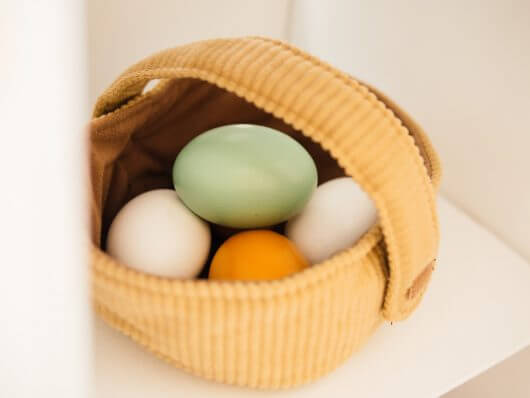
[{"xmin": 90, "ymin": 37, "xmax": 441, "ymax": 389}]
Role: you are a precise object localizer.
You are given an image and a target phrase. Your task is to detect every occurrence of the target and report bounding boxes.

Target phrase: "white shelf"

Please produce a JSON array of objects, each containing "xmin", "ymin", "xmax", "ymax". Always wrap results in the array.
[{"xmin": 94, "ymin": 196, "xmax": 530, "ymax": 397}]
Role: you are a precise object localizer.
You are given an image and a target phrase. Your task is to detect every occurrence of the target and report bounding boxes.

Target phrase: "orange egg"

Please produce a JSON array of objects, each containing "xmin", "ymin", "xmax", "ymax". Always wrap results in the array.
[{"xmin": 209, "ymin": 230, "xmax": 309, "ymax": 281}]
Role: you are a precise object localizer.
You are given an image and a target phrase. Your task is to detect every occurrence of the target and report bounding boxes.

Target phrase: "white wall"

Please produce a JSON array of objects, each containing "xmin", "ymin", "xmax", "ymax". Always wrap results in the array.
[
  {"xmin": 290, "ymin": 0, "xmax": 530, "ymax": 262},
  {"xmin": 1, "ymin": 1, "xmax": 90, "ymax": 397},
  {"xmin": 88, "ymin": 0, "xmax": 292, "ymax": 105}
]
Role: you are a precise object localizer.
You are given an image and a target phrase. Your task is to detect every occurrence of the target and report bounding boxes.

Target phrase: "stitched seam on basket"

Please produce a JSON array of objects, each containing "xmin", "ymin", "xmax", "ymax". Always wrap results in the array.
[
  {"xmin": 406, "ymin": 261, "xmax": 434, "ymax": 300},
  {"xmin": 93, "ymin": 79, "xmax": 173, "ymax": 122}
]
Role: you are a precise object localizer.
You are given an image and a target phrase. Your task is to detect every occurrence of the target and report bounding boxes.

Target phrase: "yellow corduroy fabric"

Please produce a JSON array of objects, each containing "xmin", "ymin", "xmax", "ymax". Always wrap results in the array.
[{"xmin": 90, "ymin": 37, "xmax": 441, "ymax": 389}]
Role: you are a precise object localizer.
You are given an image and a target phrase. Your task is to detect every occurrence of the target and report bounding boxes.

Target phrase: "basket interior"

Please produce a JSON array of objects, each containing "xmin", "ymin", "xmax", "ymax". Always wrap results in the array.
[{"xmin": 91, "ymin": 78, "xmax": 348, "ymax": 267}]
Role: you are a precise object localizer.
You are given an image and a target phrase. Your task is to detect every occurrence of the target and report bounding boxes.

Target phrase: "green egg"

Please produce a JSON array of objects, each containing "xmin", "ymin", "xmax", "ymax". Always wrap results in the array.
[{"xmin": 172, "ymin": 124, "xmax": 318, "ymax": 228}]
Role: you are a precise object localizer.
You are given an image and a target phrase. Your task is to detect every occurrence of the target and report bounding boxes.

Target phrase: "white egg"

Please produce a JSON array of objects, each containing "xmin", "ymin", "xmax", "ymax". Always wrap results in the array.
[
  {"xmin": 286, "ymin": 177, "xmax": 377, "ymax": 264},
  {"xmin": 106, "ymin": 189, "xmax": 210, "ymax": 278}
]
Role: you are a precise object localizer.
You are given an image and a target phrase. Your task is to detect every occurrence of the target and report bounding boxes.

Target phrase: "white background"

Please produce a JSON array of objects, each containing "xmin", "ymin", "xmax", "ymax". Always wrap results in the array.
[
  {"xmin": 1, "ymin": 1, "xmax": 528, "ymax": 397},
  {"xmin": 1, "ymin": 1, "xmax": 90, "ymax": 397}
]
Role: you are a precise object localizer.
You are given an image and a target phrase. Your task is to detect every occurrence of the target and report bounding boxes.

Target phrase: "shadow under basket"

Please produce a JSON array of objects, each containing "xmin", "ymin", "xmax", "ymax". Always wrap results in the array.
[{"xmin": 90, "ymin": 37, "xmax": 441, "ymax": 389}]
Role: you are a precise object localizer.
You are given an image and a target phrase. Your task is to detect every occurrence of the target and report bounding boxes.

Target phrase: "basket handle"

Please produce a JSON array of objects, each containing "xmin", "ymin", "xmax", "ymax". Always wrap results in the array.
[{"xmin": 94, "ymin": 37, "xmax": 440, "ymax": 321}]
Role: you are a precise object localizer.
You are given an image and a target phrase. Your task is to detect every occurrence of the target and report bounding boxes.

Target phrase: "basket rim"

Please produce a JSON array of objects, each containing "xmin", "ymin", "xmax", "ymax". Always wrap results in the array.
[{"xmin": 92, "ymin": 222, "xmax": 384, "ymax": 298}]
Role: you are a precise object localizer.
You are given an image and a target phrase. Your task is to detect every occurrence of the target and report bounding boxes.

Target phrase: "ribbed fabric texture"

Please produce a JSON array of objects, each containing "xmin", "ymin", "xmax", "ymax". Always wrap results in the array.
[{"xmin": 90, "ymin": 37, "xmax": 441, "ymax": 389}]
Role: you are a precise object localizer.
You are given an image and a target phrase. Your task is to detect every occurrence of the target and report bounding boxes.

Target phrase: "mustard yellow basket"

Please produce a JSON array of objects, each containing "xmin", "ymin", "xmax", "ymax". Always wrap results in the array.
[{"xmin": 90, "ymin": 37, "xmax": 441, "ymax": 389}]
